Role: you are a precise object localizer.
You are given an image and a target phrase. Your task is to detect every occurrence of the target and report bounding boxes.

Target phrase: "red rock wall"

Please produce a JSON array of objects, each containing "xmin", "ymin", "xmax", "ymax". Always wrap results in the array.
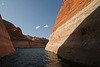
[
  {"xmin": 3, "ymin": 20, "xmax": 48, "ymax": 48},
  {"xmin": 0, "ymin": 15, "xmax": 15, "ymax": 58},
  {"xmin": 51, "ymin": 0, "xmax": 93, "ymax": 34},
  {"xmin": 46, "ymin": 0, "xmax": 100, "ymax": 66},
  {"xmin": 12, "ymin": 41, "xmax": 45, "ymax": 48}
]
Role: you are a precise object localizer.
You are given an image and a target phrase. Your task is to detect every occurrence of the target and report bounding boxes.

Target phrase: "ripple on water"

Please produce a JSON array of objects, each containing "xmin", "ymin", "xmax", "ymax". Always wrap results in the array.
[{"xmin": 0, "ymin": 48, "xmax": 90, "ymax": 67}]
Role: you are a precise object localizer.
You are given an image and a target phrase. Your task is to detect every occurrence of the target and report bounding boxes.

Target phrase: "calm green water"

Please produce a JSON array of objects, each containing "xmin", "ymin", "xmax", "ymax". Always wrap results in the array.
[{"xmin": 0, "ymin": 48, "xmax": 89, "ymax": 67}]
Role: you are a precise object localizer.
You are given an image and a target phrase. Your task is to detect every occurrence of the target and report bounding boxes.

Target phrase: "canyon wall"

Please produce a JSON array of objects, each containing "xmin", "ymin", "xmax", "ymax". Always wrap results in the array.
[
  {"xmin": 3, "ymin": 20, "xmax": 48, "ymax": 48},
  {"xmin": 45, "ymin": 0, "xmax": 100, "ymax": 66},
  {"xmin": 12, "ymin": 41, "xmax": 45, "ymax": 48},
  {"xmin": 0, "ymin": 15, "xmax": 15, "ymax": 58}
]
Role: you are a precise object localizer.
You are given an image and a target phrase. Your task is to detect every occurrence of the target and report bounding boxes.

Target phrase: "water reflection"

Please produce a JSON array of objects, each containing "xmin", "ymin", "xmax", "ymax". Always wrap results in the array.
[
  {"xmin": 45, "ymin": 51, "xmax": 69, "ymax": 67},
  {"xmin": 0, "ymin": 48, "xmax": 90, "ymax": 67}
]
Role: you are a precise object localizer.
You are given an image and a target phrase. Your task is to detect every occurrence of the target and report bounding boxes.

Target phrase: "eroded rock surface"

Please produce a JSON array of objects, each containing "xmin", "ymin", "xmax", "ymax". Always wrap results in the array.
[
  {"xmin": 3, "ymin": 20, "xmax": 48, "ymax": 48},
  {"xmin": 46, "ymin": 0, "xmax": 100, "ymax": 66},
  {"xmin": 0, "ymin": 15, "xmax": 15, "ymax": 58}
]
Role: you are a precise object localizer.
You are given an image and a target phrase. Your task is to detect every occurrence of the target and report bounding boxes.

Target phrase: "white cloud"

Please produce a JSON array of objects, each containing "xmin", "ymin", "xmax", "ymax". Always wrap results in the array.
[
  {"xmin": 35, "ymin": 26, "xmax": 40, "ymax": 29},
  {"xmin": 44, "ymin": 25, "xmax": 49, "ymax": 28}
]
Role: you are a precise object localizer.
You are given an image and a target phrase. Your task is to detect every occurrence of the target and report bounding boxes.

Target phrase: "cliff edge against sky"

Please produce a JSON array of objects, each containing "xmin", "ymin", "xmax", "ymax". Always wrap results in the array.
[
  {"xmin": 0, "ymin": 15, "xmax": 15, "ymax": 58},
  {"xmin": 3, "ymin": 20, "xmax": 48, "ymax": 48},
  {"xmin": 46, "ymin": 0, "xmax": 100, "ymax": 66}
]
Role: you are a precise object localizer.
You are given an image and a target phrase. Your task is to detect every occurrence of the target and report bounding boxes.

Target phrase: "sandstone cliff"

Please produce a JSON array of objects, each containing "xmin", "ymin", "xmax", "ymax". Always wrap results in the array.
[
  {"xmin": 3, "ymin": 20, "xmax": 48, "ymax": 48},
  {"xmin": 46, "ymin": 0, "xmax": 100, "ymax": 66},
  {"xmin": 0, "ymin": 15, "xmax": 15, "ymax": 58}
]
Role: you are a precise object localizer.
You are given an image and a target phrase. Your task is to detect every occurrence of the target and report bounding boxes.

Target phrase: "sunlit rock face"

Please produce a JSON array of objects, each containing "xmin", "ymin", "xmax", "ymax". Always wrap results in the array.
[
  {"xmin": 3, "ymin": 20, "xmax": 49, "ymax": 48},
  {"xmin": 0, "ymin": 15, "xmax": 15, "ymax": 58},
  {"xmin": 46, "ymin": 0, "xmax": 100, "ymax": 66}
]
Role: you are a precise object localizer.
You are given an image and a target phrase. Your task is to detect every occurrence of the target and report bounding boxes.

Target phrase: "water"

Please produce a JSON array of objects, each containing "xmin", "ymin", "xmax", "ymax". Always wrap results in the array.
[{"xmin": 0, "ymin": 48, "xmax": 89, "ymax": 67}]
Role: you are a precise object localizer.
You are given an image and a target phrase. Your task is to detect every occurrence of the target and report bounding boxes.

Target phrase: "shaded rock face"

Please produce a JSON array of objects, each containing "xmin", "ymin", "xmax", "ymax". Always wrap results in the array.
[
  {"xmin": 46, "ymin": 0, "xmax": 100, "ymax": 66},
  {"xmin": 0, "ymin": 15, "xmax": 15, "ymax": 58},
  {"xmin": 3, "ymin": 20, "xmax": 29, "ymax": 41},
  {"xmin": 3, "ymin": 20, "xmax": 49, "ymax": 48}
]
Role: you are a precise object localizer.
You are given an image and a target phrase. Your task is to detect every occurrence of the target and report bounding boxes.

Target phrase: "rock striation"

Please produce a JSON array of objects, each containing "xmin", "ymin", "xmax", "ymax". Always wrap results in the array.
[
  {"xmin": 0, "ymin": 15, "xmax": 15, "ymax": 58},
  {"xmin": 46, "ymin": 0, "xmax": 100, "ymax": 66},
  {"xmin": 3, "ymin": 20, "xmax": 48, "ymax": 48}
]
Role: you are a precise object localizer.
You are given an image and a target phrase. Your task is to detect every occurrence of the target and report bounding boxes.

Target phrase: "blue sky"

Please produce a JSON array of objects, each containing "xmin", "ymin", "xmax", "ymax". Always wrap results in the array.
[{"xmin": 0, "ymin": 0, "xmax": 63, "ymax": 39}]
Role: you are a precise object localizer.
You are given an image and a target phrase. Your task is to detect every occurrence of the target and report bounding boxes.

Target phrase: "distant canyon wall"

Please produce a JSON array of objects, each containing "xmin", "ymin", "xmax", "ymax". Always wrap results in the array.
[
  {"xmin": 3, "ymin": 19, "xmax": 48, "ymax": 48},
  {"xmin": 12, "ymin": 41, "xmax": 45, "ymax": 48},
  {"xmin": 0, "ymin": 15, "xmax": 15, "ymax": 58},
  {"xmin": 46, "ymin": 0, "xmax": 100, "ymax": 66}
]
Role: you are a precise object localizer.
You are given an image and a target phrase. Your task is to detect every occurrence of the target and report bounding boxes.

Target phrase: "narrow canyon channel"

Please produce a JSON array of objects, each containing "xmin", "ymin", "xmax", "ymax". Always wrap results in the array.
[{"xmin": 0, "ymin": 48, "xmax": 91, "ymax": 67}]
